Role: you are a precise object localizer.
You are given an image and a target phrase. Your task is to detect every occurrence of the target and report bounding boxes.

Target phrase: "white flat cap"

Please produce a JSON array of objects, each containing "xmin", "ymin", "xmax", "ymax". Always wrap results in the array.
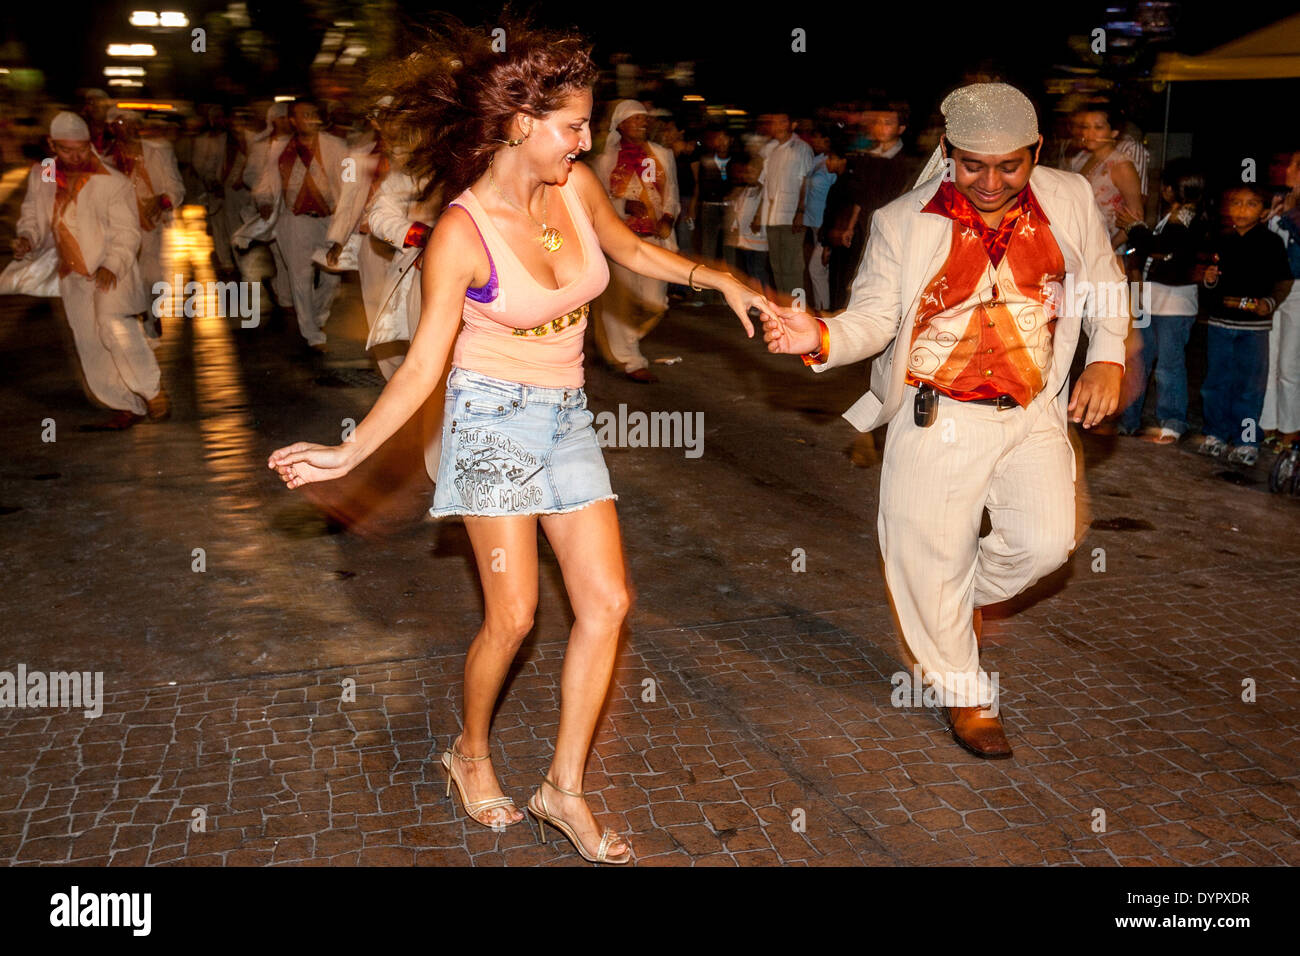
[{"xmin": 941, "ymin": 83, "xmax": 1039, "ymax": 155}]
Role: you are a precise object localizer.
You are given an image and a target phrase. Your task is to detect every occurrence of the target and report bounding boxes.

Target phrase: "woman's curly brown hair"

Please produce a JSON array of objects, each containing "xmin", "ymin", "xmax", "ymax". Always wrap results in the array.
[{"xmin": 370, "ymin": 11, "xmax": 598, "ymax": 204}]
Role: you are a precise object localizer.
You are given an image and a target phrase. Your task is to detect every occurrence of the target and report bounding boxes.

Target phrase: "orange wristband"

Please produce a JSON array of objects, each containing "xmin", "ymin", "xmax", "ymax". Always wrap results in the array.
[{"xmin": 801, "ymin": 318, "xmax": 830, "ymax": 367}]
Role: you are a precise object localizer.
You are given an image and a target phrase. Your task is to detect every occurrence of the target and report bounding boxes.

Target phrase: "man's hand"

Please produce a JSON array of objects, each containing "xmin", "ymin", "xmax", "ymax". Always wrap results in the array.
[
  {"xmin": 1067, "ymin": 362, "xmax": 1122, "ymax": 429},
  {"xmin": 792, "ymin": 212, "xmax": 804, "ymax": 232},
  {"xmin": 325, "ymin": 242, "xmax": 343, "ymax": 268},
  {"xmin": 12, "ymin": 237, "xmax": 33, "ymax": 259},
  {"xmin": 761, "ymin": 304, "xmax": 821, "ymax": 356},
  {"xmin": 143, "ymin": 195, "xmax": 166, "ymax": 227},
  {"xmin": 93, "ymin": 267, "xmax": 118, "ymax": 292},
  {"xmin": 258, "ymin": 204, "xmax": 273, "ymax": 220},
  {"xmin": 656, "ymin": 215, "xmax": 673, "ymax": 240},
  {"xmin": 750, "ymin": 214, "xmax": 761, "ymax": 235}
]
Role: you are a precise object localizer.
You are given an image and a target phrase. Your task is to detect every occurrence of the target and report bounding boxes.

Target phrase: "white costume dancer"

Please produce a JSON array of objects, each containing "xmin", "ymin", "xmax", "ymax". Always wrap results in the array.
[
  {"xmin": 366, "ymin": 167, "xmax": 444, "ymax": 482},
  {"xmin": 250, "ymin": 107, "xmax": 349, "ymax": 347},
  {"xmin": 192, "ymin": 114, "xmax": 251, "ymax": 273},
  {"xmin": 4, "ymin": 113, "xmax": 167, "ymax": 425},
  {"xmin": 103, "ymin": 108, "xmax": 183, "ymax": 344},
  {"xmin": 242, "ymin": 103, "xmax": 293, "ymax": 307},
  {"xmin": 591, "ymin": 100, "xmax": 679, "ymax": 377}
]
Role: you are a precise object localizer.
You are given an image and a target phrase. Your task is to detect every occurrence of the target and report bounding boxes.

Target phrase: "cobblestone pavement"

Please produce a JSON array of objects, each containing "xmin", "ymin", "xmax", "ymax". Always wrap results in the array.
[{"xmin": 1, "ymin": 203, "xmax": 1298, "ymax": 865}]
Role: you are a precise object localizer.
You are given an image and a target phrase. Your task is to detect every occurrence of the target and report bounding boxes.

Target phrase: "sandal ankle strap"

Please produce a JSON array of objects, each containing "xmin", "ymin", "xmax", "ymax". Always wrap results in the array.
[
  {"xmin": 451, "ymin": 736, "xmax": 491, "ymax": 762},
  {"xmin": 542, "ymin": 775, "xmax": 584, "ymax": 799}
]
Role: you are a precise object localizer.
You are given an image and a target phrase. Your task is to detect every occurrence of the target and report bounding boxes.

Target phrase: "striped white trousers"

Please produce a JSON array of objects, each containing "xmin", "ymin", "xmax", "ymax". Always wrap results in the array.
[{"xmin": 878, "ymin": 384, "xmax": 1077, "ymax": 707}]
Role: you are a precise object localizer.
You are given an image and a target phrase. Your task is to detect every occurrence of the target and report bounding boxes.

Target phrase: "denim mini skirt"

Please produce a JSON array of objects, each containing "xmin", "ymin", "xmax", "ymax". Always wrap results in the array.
[{"xmin": 429, "ymin": 367, "xmax": 617, "ymax": 518}]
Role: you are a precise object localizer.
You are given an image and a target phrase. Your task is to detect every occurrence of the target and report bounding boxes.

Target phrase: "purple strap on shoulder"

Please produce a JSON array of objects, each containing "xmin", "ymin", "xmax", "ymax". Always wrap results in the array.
[{"xmin": 451, "ymin": 201, "xmax": 498, "ymax": 303}]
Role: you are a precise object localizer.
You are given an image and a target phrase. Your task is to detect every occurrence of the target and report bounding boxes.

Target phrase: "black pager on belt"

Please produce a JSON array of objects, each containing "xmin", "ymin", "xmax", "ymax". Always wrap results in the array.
[{"xmin": 914, "ymin": 383, "xmax": 937, "ymax": 428}]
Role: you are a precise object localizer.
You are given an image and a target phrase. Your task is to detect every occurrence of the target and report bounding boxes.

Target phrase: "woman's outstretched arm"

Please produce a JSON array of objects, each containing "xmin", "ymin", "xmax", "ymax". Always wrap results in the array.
[
  {"xmin": 267, "ymin": 207, "xmax": 480, "ymax": 489},
  {"xmin": 569, "ymin": 161, "xmax": 779, "ymax": 336}
]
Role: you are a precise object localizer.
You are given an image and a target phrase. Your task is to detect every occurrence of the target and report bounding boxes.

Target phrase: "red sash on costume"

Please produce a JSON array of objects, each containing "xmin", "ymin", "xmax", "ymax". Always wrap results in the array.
[
  {"xmin": 279, "ymin": 136, "xmax": 332, "ymax": 216},
  {"xmin": 609, "ymin": 140, "xmax": 665, "ymax": 235}
]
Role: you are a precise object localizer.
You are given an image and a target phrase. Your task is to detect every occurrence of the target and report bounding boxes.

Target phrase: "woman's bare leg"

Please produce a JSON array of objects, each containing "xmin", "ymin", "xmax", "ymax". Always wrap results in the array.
[
  {"xmin": 534, "ymin": 499, "xmax": 631, "ymax": 856},
  {"xmin": 451, "ymin": 514, "xmax": 540, "ymax": 826}
]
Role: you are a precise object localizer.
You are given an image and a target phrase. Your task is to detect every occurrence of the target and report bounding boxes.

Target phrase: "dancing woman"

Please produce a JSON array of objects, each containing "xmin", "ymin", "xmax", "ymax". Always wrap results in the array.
[{"xmin": 267, "ymin": 18, "xmax": 776, "ymax": 864}]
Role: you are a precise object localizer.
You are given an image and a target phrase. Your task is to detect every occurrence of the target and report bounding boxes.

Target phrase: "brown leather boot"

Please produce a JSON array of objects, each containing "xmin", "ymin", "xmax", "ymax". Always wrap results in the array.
[
  {"xmin": 948, "ymin": 705, "xmax": 1013, "ymax": 759},
  {"xmin": 145, "ymin": 388, "xmax": 171, "ymax": 422}
]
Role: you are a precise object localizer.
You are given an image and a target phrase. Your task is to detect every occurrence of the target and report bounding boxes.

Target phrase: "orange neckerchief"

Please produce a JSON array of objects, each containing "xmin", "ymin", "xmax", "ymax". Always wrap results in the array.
[
  {"xmin": 52, "ymin": 153, "xmax": 111, "ymax": 278},
  {"xmin": 921, "ymin": 180, "xmax": 1049, "ymax": 268}
]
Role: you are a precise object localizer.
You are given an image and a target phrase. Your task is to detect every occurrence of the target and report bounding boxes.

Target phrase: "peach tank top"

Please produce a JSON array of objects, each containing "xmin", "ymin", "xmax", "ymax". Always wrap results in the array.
[{"xmin": 449, "ymin": 179, "xmax": 609, "ymax": 388}]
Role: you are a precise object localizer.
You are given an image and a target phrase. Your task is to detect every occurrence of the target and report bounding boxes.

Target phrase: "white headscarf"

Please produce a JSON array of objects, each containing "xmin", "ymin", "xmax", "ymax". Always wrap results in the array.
[{"xmin": 601, "ymin": 99, "xmax": 648, "ymax": 157}]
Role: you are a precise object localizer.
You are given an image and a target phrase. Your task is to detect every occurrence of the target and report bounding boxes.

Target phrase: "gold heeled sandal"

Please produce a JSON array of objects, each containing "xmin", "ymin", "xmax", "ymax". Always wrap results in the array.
[
  {"xmin": 526, "ymin": 775, "xmax": 632, "ymax": 865},
  {"xmin": 440, "ymin": 736, "xmax": 522, "ymax": 829}
]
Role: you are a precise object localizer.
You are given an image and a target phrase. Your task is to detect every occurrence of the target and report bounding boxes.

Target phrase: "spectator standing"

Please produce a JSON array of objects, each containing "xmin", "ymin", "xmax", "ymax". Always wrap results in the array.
[
  {"xmin": 1116, "ymin": 161, "xmax": 1206, "ymax": 441},
  {"xmin": 1261, "ymin": 150, "xmax": 1300, "ymax": 450},
  {"xmin": 752, "ymin": 112, "xmax": 813, "ymax": 296},
  {"xmin": 725, "ymin": 158, "xmax": 769, "ymax": 289},
  {"xmin": 800, "ymin": 128, "xmax": 840, "ymax": 311},
  {"xmin": 1072, "ymin": 102, "xmax": 1144, "ymax": 249},
  {"xmin": 1196, "ymin": 185, "xmax": 1294, "ymax": 465}
]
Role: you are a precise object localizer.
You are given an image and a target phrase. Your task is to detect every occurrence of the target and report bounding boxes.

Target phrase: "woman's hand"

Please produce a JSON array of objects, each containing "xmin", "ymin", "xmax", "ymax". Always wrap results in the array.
[
  {"xmin": 715, "ymin": 272, "xmax": 778, "ymax": 338},
  {"xmin": 267, "ymin": 442, "xmax": 353, "ymax": 490},
  {"xmin": 1115, "ymin": 202, "xmax": 1143, "ymax": 230}
]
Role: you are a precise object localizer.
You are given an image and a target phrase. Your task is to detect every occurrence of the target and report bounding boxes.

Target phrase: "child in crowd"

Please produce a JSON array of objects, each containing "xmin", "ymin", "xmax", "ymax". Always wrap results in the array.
[
  {"xmin": 725, "ymin": 158, "xmax": 771, "ymax": 292},
  {"xmin": 1117, "ymin": 160, "xmax": 1206, "ymax": 442},
  {"xmin": 1196, "ymin": 184, "xmax": 1294, "ymax": 465}
]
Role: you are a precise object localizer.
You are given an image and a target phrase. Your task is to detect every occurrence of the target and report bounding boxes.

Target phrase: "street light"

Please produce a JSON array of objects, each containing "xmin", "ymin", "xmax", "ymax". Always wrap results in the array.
[
  {"xmin": 128, "ymin": 10, "xmax": 189, "ymax": 28},
  {"xmin": 105, "ymin": 66, "xmax": 147, "ymax": 76},
  {"xmin": 107, "ymin": 43, "xmax": 158, "ymax": 57}
]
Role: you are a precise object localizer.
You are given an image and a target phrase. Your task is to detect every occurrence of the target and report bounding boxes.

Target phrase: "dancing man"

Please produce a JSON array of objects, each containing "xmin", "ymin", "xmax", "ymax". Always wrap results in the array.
[
  {"xmin": 6, "ymin": 112, "xmax": 168, "ymax": 428},
  {"xmin": 252, "ymin": 99, "xmax": 349, "ymax": 351},
  {"xmin": 764, "ymin": 83, "xmax": 1128, "ymax": 758}
]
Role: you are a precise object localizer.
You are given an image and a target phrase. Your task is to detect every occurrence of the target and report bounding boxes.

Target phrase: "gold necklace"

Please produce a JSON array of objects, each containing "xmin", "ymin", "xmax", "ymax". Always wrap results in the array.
[{"xmin": 488, "ymin": 156, "xmax": 564, "ymax": 252}]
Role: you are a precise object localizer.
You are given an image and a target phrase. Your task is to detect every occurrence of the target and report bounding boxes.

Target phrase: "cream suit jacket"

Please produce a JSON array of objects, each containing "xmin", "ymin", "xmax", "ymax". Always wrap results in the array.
[
  {"xmin": 14, "ymin": 159, "xmax": 148, "ymax": 314},
  {"xmin": 812, "ymin": 164, "xmax": 1130, "ymax": 432}
]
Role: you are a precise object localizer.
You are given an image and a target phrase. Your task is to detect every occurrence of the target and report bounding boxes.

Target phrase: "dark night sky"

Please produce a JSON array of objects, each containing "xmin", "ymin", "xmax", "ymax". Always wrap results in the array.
[{"xmin": 5, "ymin": 0, "xmax": 1298, "ymax": 163}]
